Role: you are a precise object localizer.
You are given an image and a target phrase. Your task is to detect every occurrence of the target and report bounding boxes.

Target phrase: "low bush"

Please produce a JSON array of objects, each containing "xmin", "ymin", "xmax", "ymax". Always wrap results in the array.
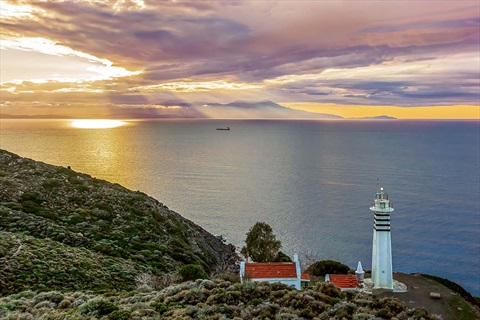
[
  {"xmin": 177, "ymin": 264, "xmax": 208, "ymax": 282},
  {"xmin": 315, "ymin": 282, "xmax": 342, "ymax": 298},
  {"xmin": 306, "ymin": 260, "xmax": 350, "ymax": 277},
  {"xmin": 80, "ymin": 298, "xmax": 118, "ymax": 316},
  {"xmin": 0, "ymin": 279, "xmax": 445, "ymax": 320},
  {"xmin": 108, "ymin": 309, "xmax": 132, "ymax": 320}
]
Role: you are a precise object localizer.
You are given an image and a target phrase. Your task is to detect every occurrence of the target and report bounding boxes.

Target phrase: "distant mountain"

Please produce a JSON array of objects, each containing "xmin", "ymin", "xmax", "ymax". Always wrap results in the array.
[
  {"xmin": 350, "ymin": 115, "xmax": 397, "ymax": 120},
  {"xmin": 196, "ymin": 100, "xmax": 343, "ymax": 119},
  {"xmin": 207, "ymin": 100, "xmax": 286, "ymax": 110},
  {"xmin": 1, "ymin": 101, "xmax": 343, "ymax": 119}
]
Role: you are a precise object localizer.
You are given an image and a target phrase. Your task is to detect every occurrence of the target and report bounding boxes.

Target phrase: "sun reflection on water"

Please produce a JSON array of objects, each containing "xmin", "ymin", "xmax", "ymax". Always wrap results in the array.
[{"xmin": 70, "ymin": 119, "xmax": 127, "ymax": 129}]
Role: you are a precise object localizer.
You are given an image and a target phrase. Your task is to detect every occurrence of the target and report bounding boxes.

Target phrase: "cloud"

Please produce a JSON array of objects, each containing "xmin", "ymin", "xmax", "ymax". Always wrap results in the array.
[
  {"xmin": 1, "ymin": 0, "xmax": 479, "ymax": 117},
  {"xmin": 133, "ymin": 80, "xmax": 260, "ymax": 92},
  {"xmin": 266, "ymin": 52, "xmax": 480, "ymax": 106}
]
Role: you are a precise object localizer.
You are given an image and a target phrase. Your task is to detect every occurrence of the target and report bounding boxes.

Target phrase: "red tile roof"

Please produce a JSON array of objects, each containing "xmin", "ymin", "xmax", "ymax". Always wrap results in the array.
[
  {"xmin": 244, "ymin": 262, "xmax": 310, "ymax": 281},
  {"xmin": 301, "ymin": 272, "xmax": 311, "ymax": 281},
  {"xmin": 329, "ymin": 274, "xmax": 358, "ymax": 289},
  {"xmin": 245, "ymin": 263, "xmax": 296, "ymax": 279}
]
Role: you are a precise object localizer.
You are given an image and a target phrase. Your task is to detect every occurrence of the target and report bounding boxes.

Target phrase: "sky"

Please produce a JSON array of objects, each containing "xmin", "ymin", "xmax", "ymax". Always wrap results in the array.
[{"xmin": 1, "ymin": 0, "xmax": 479, "ymax": 119}]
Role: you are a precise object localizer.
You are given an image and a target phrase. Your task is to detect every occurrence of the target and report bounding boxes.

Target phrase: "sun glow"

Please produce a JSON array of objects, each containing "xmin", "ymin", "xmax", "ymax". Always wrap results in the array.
[
  {"xmin": 70, "ymin": 120, "xmax": 127, "ymax": 129},
  {"xmin": 1, "ymin": 37, "xmax": 141, "ymax": 82}
]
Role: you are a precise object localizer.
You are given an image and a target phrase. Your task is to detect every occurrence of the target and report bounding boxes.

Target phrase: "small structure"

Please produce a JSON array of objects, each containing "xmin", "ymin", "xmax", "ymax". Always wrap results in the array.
[
  {"xmin": 325, "ymin": 274, "xmax": 359, "ymax": 291},
  {"xmin": 430, "ymin": 292, "xmax": 442, "ymax": 299},
  {"xmin": 355, "ymin": 261, "xmax": 365, "ymax": 283},
  {"xmin": 239, "ymin": 254, "xmax": 310, "ymax": 290}
]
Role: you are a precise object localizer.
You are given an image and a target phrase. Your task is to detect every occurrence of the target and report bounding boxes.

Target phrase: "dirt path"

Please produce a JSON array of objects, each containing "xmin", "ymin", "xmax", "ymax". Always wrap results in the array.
[{"xmin": 373, "ymin": 272, "xmax": 479, "ymax": 320}]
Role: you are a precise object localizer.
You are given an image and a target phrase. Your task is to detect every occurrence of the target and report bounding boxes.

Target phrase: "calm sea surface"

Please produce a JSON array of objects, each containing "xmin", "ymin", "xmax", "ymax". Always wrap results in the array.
[{"xmin": 1, "ymin": 119, "xmax": 479, "ymax": 295}]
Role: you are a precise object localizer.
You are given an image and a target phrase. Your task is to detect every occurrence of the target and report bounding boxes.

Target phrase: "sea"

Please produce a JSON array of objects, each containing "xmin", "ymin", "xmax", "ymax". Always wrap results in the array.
[{"xmin": 0, "ymin": 119, "xmax": 479, "ymax": 295}]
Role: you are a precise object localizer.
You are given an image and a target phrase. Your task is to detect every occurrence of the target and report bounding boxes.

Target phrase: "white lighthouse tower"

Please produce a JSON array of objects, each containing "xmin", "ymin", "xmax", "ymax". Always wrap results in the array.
[{"xmin": 370, "ymin": 186, "xmax": 394, "ymax": 289}]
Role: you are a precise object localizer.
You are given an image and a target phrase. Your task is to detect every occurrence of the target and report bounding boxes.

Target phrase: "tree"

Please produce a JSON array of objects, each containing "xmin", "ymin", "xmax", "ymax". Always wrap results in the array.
[{"xmin": 241, "ymin": 222, "xmax": 282, "ymax": 262}]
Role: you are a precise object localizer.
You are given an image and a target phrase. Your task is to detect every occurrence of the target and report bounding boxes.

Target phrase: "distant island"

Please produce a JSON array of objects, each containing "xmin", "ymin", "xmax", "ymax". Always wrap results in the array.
[
  {"xmin": 0, "ymin": 149, "xmax": 478, "ymax": 319},
  {"xmin": 350, "ymin": 115, "xmax": 397, "ymax": 120},
  {"xmin": 196, "ymin": 100, "xmax": 343, "ymax": 119}
]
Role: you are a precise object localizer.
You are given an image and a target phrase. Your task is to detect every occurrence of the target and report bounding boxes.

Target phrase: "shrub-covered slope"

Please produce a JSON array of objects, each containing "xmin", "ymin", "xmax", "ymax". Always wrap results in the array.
[
  {"xmin": 0, "ymin": 149, "xmax": 238, "ymax": 295},
  {"xmin": 0, "ymin": 280, "xmax": 441, "ymax": 320},
  {"xmin": 0, "ymin": 231, "xmax": 148, "ymax": 294}
]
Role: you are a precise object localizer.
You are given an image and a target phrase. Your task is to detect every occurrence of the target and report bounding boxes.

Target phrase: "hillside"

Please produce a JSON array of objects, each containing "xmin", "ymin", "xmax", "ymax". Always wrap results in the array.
[
  {"xmin": 0, "ymin": 149, "xmax": 238, "ymax": 294},
  {"xmin": 0, "ymin": 279, "xmax": 442, "ymax": 320}
]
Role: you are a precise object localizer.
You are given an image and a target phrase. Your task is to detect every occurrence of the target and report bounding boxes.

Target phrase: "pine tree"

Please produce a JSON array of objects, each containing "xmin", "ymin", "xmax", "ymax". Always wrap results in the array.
[{"xmin": 241, "ymin": 222, "xmax": 282, "ymax": 262}]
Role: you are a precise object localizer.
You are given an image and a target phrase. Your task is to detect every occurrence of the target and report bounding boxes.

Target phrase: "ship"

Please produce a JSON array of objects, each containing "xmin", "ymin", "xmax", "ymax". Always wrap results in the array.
[{"xmin": 216, "ymin": 127, "xmax": 230, "ymax": 131}]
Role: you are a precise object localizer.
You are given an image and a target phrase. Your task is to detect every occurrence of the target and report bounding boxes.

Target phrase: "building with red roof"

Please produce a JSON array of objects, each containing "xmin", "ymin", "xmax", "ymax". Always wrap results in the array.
[
  {"xmin": 324, "ymin": 261, "xmax": 364, "ymax": 291},
  {"xmin": 325, "ymin": 274, "xmax": 359, "ymax": 291},
  {"xmin": 239, "ymin": 254, "xmax": 310, "ymax": 290}
]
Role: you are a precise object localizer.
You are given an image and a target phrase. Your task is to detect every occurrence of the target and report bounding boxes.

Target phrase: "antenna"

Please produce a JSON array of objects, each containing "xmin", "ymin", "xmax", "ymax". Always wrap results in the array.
[{"xmin": 376, "ymin": 177, "xmax": 379, "ymax": 193}]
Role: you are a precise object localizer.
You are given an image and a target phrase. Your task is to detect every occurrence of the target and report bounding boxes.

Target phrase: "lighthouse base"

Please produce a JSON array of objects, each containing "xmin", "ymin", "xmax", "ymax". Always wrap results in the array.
[
  {"xmin": 371, "ymin": 230, "xmax": 393, "ymax": 290},
  {"xmin": 362, "ymin": 278, "xmax": 408, "ymax": 294}
]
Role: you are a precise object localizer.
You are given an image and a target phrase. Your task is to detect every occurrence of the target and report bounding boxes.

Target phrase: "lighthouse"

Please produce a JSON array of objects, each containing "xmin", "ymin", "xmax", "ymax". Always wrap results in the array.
[{"xmin": 370, "ymin": 186, "xmax": 394, "ymax": 289}]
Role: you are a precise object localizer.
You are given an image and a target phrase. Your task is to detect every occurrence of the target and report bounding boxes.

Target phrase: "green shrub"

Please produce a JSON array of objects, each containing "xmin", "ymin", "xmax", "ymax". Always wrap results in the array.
[
  {"xmin": 68, "ymin": 176, "xmax": 83, "ymax": 185},
  {"xmin": 19, "ymin": 192, "xmax": 43, "ymax": 204},
  {"xmin": 300, "ymin": 307, "xmax": 315, "ymax": 318},
  {"xmin": 33, "ymin": 291, "xmax": 64, "ymax": 304},
  {"xmin": 315, "ymin": 282, "xmax": 342, "ymax": 298},
  {"xmin": 248, "ymin": 298, "xmax": 263, "ymax": 306},
  {"xmin": 150, "ymin": 302, "xmax": 167, "ymax": 314},
  {"xmin": 377, "ymin": 297, "xmax": 405, "ymax": 315},
  {"xmin": 108, "ymin": 309, "xmax": 132, "ymax": 320},
  {"xmin": 35, "ymin": 210, "xmax": 57, "ymax": 220},
  {"xmin": 80, "ymin": 298, "xmax": 118, "ymax": 316},
  {"xmin": 58, "ymin": 299, "xmax": 72, "ymax": 309},
  {"xmin": 212, "ymin": 273, "xmax": 240, "ymax": 283},
  {"xmin": 275, "ymin": 251, "xmax": 292, "ymax": 262},
  {"xmin": 306, "ymin": 260, "xmax": 350, "ymax": 277},
  {"xmin": 177, "ymin": 264, "xmax": 208, "ymax": 282},
  {"xmin": 58, "ymin": 167, "xmax": 76, "ymax": 176},
  {"xmin": 20, "ymin": 200, "xmax": 42, "ymax": 214},
  {"xmin": 42, "ymin": 179, "xmax": 62, "ymax": 189},
  {"xmin": 376, "ymin": 307, "xmax": 391, "ymax": 318}
]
